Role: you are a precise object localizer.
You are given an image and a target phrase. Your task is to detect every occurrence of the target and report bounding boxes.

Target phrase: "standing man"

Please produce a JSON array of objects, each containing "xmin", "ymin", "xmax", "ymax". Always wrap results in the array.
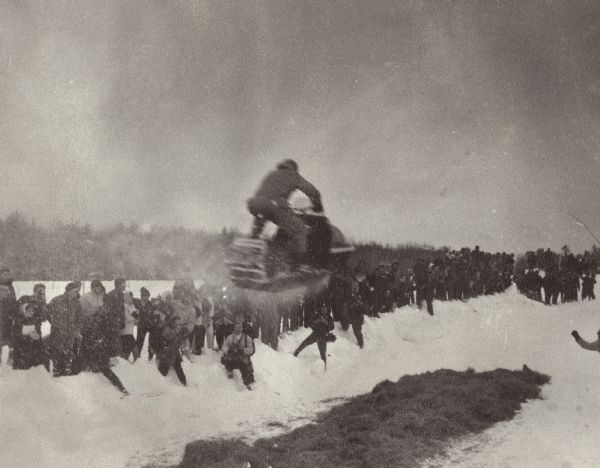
[
  {"xmin": 347, "ymin": 291, "xmax": 365, "ymax": 349},
  {"xmin": 414, "ymin": 259, "xmax": 434, "ymax": 316},
  {"xmin": 48, "ymin": 282, "xmax": 83, "ymax": 376},
  {"xmin": 104, "ymin": 278, "xmax": 127, "ymax": 358},
  {"xmin": 133, "ymin": 287, "xmax": 155, "ymax": 358}
]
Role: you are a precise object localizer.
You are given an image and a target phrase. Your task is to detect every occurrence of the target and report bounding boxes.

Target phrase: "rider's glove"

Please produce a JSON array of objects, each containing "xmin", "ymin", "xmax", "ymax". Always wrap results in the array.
[{"xmin": 313, "ymin": 199, "xmax": 323, "ymax": 213}]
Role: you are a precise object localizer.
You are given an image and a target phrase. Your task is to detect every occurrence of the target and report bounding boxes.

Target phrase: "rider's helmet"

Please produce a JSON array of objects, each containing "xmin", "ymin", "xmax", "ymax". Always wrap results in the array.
[{"xmin": 277, "ymin": 159, "xmax": 299, "ymax": 172}]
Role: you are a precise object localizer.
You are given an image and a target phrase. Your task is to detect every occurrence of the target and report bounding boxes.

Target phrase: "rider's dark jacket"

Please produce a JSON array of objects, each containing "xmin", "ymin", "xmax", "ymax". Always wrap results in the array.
[{"xmin": 253, "ymin": 166, "xmax": 321, "ymax": 208}]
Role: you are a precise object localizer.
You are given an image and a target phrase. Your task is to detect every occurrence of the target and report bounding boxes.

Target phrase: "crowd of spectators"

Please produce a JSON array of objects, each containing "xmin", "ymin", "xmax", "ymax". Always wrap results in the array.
[
  {"xmin": 514, "ymin": 248, "xmax": 597, "ymax": 304},
  {"xmin": 0, "ymin": 247, "xmax": 514, "ymax": 394},
  {"xmin": 325, "ymin": 246, "xmax": 514, "ymax": 321},
  {"xmin": 0, "ymin": 270, "xmax": 260, "ymax": 393}
]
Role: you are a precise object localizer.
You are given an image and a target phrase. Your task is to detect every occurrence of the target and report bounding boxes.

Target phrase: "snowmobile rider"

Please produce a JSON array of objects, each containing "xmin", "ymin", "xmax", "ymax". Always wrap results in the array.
[{"xmin": 247, "ymin": 159, "xmax": 323, "ymax": 264}]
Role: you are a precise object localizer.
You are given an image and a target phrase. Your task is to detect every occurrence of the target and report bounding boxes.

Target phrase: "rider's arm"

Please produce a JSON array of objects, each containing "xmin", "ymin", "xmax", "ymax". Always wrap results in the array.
[{"xmin": 293, "ymin": 172, "xmax": 321, "ymax": 207}]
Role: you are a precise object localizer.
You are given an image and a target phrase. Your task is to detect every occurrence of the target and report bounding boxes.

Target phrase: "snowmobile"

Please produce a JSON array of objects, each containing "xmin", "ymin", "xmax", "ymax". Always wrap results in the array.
[{"xmin": 225, "ymin": 207, "xmax": 354, "ymax": 292}]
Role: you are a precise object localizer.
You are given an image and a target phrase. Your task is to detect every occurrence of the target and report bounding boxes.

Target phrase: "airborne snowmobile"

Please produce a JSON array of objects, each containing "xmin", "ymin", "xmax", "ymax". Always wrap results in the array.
[{"xmin": 225, "ymin": 207, "xmax": 354, "ymax": 292}]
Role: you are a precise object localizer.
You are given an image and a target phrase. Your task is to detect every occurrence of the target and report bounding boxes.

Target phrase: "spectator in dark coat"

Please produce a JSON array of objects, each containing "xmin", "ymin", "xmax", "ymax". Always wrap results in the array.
[
  {"xmin": 221, "ymin": 318, "xmax": 256, "ymax": 389},
  {"xmin": 191, "ymin": 290, "xmax": 215, "ymax": 355},
  {"xmin": 191, "ymin": 301, "xmax": 205, "ymax": 355},
  {"xmin": 213, "ymin": 299, "xmax": 235, "ymax": 350},
  {"xmin": 414, "ymin": 259, "xmax": 434, "ymax": 316},
  {"xmin": 11, "ymin": 303, "xmax": 49, "ymax": 371},
  {"xmin": 79, "ymin": 306, "xmax": 128, "ymax": 395},
  {"xmin": 542, "ymin": 271, "xmax": 559, "ymax": 305},
  {"xmin": 157, "ymin": 315, "xmax": 187, "ymax": 386},
  {"xmin": 48, "ymin": 282, "xmax": 84, "ymax": 376},
  {"xmin": 331, "ymin": 267, "xmax": 353, "ymax": 327},
  {"xmin": 133, "ymin": 287, "xmax": 154, "ymax": 358},
  {"xmin": 581, "ymin": 274, "xmax": 596, "ymax": 301},
  {"xmin": 147, "ymin": 298, "xmax": 167, "ymax": 360},
  {"xmin": 103, "ymin": 278, "xmax": 127, "ymax": 358},
  {"xmin": 347, "ymin": 293, "xmax": 365, "ymax": 349},
  {"xmin": 0, "ymin": 268, "xmax": 17, "ymax": 366},
  {"xmin": 293, "ymin": 303, "xmax": 335, "ymax": 368},
  {"xmin": 120, "ymin": 290, "xmax": 139, "ymax": 362},
  {"xmin": 289, "ymin": 293, "xmax": 304, "ymax": 331}
]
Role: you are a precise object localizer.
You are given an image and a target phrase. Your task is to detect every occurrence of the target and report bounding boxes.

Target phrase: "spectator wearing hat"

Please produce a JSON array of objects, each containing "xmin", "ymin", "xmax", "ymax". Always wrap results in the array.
[
  {"xmin": 47, "ymin": 282, "xmax": 84, "ymax": 376},
  {"xmin": 221, "ymin": 317, "xmax": 256, "ymax": 389},
  {"xmin": 133, "ymin": 287, "xmax": 155, "ymax": 359},
  {"xmin": 11, "ymin": 302, "xmax": 50, "ymax": 371}
]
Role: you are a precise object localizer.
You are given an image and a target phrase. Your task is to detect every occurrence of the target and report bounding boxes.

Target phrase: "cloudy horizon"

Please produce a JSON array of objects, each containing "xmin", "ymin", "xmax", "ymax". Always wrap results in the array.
[{"xmin": 2, "ymin": 1, "xmax": 600, "ymax": 254}]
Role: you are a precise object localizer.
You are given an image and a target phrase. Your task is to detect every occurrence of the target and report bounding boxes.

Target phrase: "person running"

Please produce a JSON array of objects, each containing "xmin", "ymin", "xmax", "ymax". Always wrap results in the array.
[{"xmin": 293, "ymin": 302, "xmax": 334, "ymax": 369}]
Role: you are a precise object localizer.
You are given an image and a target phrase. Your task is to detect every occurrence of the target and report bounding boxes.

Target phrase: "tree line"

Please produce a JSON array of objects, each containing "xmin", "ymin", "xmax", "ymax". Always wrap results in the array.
[{"xmin": 0, "ymin": 212, "xmax": 448, "ymax": 281}]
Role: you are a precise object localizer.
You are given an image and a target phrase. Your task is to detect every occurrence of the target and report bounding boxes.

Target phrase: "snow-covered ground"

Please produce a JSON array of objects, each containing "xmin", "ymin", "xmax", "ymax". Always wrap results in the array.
[{"xmin": 1, "ymin": 284, "xmax": 599, "ymax": 468}]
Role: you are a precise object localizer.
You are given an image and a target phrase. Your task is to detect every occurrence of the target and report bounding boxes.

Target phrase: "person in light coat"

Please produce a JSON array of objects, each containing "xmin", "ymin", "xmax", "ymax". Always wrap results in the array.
[
  {"xmin": 221, "ymin": 318, "xmax": 255, "ymax": 389},
  {"xmin": 80, "ymin": 280, "xmax": 106, "ymax": 323}
]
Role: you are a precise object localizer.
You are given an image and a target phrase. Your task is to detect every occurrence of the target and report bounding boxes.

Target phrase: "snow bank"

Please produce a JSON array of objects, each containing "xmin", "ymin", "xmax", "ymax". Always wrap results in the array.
[{"xmin": 1, "ymin": 285, "xmax": 600, "ymax": 467}]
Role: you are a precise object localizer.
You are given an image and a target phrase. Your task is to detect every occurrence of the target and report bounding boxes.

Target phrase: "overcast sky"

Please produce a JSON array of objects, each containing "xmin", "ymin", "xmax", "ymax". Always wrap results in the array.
[{"xmin": 2, "ymin": 0, "xmax": 600, "ymax": 253}]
